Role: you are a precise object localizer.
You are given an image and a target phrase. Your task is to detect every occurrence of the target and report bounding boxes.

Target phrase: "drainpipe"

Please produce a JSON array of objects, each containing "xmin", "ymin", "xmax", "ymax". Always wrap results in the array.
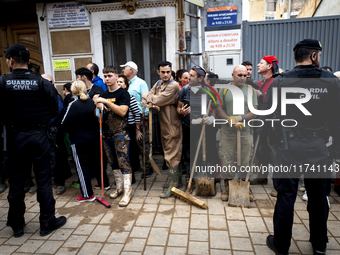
[
  {"xmin": 287, "ymin": 0, "xmax": 291, "ymax": 19},
  {"xmin": 197, "ymin": 6, "xmax": 202, "ymax": 66},
  {"xmin": 185, "ymin": 32, "xmax": 191, "ymax": 69}
]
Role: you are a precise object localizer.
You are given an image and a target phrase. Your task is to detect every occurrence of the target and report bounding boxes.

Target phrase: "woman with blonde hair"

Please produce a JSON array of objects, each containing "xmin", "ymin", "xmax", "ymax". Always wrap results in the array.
[{"xmin": 62, "ymin": 81, "xmax": 99, "ymax": 202}]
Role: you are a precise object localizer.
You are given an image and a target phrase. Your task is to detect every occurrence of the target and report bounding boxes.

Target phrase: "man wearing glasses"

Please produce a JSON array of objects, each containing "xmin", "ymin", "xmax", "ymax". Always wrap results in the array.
[
  {"xmin": 216, "ymin": 65, "xmax": 258, "ymax": 202},
  {"xmin": 142, "ymin": 61, "xmax": 182, "ymax": 198}
]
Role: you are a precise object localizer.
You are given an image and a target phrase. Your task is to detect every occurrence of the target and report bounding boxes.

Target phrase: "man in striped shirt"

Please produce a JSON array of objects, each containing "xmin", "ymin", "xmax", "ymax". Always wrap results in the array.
[{"xmin": 120, "ymin": 61, "xmax": 152, "ymax": 178}]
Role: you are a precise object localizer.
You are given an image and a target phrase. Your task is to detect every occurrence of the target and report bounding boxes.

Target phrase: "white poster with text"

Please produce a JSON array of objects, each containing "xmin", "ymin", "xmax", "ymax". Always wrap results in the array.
[
  {"xmin": 205, "ymin": 29, "xmax": 241, "ymax": 51},
  {"xmin": 48, "ymin": 2, "xmax": 90, "ymax": 28}
]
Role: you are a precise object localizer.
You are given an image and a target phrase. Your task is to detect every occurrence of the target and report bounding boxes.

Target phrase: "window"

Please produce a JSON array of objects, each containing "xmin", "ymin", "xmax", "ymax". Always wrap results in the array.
[
  {"xmin": 102, "ymin": 17, "xmax": 166, "ymax": 87},
  {"xmin": 266, "ymin": 0, "xmax": 276, "ymax": 12}
]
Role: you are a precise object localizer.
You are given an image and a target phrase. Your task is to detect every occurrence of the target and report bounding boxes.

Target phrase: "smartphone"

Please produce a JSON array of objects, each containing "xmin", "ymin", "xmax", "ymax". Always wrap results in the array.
[{"xmin": 183, "ymin": 99, "xmax": 190, "ymax": 107}]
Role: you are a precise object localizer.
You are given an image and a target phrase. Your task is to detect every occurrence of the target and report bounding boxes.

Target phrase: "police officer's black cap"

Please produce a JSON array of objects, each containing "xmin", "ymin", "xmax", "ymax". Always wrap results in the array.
[
  {"xmin": 293, "ymin": 39, "xmax": 322, "ymax": 52},
  {"xmin": 5, "ymin": 44, "xmax": 30, "ymax": 61}
]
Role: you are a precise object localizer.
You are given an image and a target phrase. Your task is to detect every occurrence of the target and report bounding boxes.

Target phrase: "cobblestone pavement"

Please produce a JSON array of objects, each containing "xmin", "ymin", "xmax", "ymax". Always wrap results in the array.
[{"xmin": 1, "ymin": 155, "xmax": 340, "ymax": 255}]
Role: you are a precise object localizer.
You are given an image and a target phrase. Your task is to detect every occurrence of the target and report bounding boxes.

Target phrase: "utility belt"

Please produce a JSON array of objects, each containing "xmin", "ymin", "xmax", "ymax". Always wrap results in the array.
[
  {"xmin": 279, "ymin": 127, "xmax": 328, "ymax": 151},
  {"xmin": 286, "ymin": 129, "xmax": 325, "ymax": 139}
]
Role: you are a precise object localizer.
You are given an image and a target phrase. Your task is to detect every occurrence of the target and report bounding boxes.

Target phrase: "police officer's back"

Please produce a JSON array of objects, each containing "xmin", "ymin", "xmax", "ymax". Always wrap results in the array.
[
  {"xmin": 0, "ymin": 44, "xmax": 67, "ymax": 238},
  {"xmin": 262, "ymin": 39, "xmax": 340, "ymax": 255}
]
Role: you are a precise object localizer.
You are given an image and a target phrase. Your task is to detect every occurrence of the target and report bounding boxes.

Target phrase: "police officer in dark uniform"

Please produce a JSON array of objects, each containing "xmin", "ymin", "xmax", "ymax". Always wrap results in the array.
[
  {"xmin": 0, "ymin": 44, "xmax": 67, "ymax": 238},
  {"xmin": 259, "ymin": 39, "xmax": 340, "ymax": 255}
]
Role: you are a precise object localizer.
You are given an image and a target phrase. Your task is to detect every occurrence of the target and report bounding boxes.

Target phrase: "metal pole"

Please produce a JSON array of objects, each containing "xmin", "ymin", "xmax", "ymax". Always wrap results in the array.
[{"xmin": 197, "ymin": 6, "xmax": 202, "ymax": 66}]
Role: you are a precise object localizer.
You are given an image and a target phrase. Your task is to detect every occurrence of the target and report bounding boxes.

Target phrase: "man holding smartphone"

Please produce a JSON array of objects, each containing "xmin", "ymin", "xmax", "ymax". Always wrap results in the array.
[{"xmin": 177, "ymin": 65, "xmax": 216, "ymax": 191}]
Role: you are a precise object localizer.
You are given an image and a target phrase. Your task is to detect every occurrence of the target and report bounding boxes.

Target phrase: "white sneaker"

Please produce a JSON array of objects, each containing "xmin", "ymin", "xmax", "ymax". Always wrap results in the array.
[
  {"xmin": 298, "ymin": 177, "xmax": 305, "ymax": 192},
  {"xmin": 302, "ymin": 191, "xmax": 308, "ymax": 201},
  {"xmin": 298, "ymin": 184, "xmax": 306, "ymax": 192}
]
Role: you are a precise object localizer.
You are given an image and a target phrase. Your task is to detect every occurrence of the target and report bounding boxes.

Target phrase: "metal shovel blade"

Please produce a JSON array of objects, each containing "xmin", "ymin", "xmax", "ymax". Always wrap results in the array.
[
  {"xmin": 228, "ymin": 129, "xmax": 250, "ymax": 208},
  {"xmin": 228, "ymin": 179, "xmax": 250, "ymax": 208},
  {"xmin": 195, "ymin": 176, "xmax": 216, "ymax": 196},
  {"xmin": 149, "ymin": 155, "xmax": 163, "ymax": 180}
]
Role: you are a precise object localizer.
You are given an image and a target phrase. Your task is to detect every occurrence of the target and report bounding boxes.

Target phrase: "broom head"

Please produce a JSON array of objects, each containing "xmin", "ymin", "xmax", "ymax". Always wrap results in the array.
[
  {"xmin": 172, "ymin": 187, "xmax": 208, "ymax": 209},
  {"xmin": 96, "ymin": 197, "xmax": 111, "ymax": 208}
]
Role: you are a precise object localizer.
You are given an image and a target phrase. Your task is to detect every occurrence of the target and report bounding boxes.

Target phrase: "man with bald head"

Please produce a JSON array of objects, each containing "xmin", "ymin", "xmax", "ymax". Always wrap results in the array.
[
  {"xmin": 86, "ymin": 63, "xmax": 107, "ymax": 92},
  {"xmin": 216, "ymin": 65, "xmax": 258, "ymax": 201}
]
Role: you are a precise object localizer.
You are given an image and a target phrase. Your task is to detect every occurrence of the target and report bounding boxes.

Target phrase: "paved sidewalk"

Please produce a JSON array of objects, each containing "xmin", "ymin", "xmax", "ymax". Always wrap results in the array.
[{"xmin": 1, "ymin": 155, "xmax": 340, "ymax": 255}]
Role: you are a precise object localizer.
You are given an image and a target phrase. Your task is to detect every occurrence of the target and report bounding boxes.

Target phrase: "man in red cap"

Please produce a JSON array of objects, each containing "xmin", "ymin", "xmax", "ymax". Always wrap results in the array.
[
  {"xmin": 256, "ymin": 55, "xmax": 279, "ymax": 101},
  {"xmin": 250, "ymin": 56, "xmax": 279, "ymax": 188}
]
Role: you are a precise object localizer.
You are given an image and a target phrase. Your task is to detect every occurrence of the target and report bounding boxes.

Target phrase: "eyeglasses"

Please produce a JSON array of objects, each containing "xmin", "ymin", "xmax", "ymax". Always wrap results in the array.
[
  {"xmin": 161, "ymin": 71, "xmax": 171, "ymax": 74},
  {"xmin": 237, "ymin": 74, "xmax": 247, "ymax": 77}
]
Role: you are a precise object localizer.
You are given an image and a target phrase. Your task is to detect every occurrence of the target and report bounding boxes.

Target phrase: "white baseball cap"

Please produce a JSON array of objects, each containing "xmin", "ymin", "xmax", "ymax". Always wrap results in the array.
[{"xmin": 120, "ymin": 61, "xmax": 138, "ymax": 72}]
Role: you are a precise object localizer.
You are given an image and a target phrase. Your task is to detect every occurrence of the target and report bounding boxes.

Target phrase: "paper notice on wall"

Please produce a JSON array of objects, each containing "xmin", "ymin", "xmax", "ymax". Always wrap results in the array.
[
  {"xmin": 54, "ymin": 60, "xmax": 70, "ymax": 70},
  {"xmin": 205, "ymin": 29, "xmax": 241, "ymax": 51},
  {"xmin": 47, "ymin": 3, "xmax": 90, "ymax": 28}
]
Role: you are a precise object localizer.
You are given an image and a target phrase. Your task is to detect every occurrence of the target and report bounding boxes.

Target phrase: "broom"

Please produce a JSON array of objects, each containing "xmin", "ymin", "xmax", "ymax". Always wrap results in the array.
[
  {"xmin": 171, "ymin": 100, "xmax": 212, "ymax": 209},
  {"xmin": 96, "ymin": 110, "xmax": 111, "ymax": 208}
]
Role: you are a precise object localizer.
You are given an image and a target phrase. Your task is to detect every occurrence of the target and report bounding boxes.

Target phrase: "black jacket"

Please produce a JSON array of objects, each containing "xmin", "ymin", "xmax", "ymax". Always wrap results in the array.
[{"xmin": 61, "ymin": 96, "xmax": 98, "ymax": 144}]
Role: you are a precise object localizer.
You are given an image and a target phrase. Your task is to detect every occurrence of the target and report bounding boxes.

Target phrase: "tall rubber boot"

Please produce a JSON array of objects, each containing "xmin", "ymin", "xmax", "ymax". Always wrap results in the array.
[
  {"xmin": 110, "ymin": 169, "xmax": 123, "ymax": 199},
  {"xmin": 0, "ymin": 170, "xmax": 7, "ymax": 194},
  {"xmin": 119, "ymin": 174, "xmax": 132, "ymax": 207},
  {"xmin": 160, "ymin": 166, "xmax": 179, "ymax": 198},
  {"xmin": 163, "ymin": 163, "xmax": 182, "ymax": 189}
]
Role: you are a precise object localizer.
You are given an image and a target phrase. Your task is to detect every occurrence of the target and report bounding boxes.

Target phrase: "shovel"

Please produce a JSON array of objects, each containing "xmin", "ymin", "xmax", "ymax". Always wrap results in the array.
[
  {"xmin": 195, "ymin": 119, "xmax": 216, "ymax": 196},
  {"xmin": 149, "ymin": 108, "xmax": 163, "ymax": 180},
  {"xmin": 228, "ymin": 130, "xmax": 259, "ymax": 208}
]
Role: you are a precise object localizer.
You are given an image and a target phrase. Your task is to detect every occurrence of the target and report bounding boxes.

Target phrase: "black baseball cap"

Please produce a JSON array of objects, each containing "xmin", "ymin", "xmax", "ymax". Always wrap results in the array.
[
  {"xmin": 5, "ymin": 44, "xmax": 30, "ymax": 61},
  {"xmin": 293, "ymin": 39, "xmax": 322, "ymax": 52},
  {"xmin": 191, "ymin": 65, "xmax": 206, "ymax": 78}
]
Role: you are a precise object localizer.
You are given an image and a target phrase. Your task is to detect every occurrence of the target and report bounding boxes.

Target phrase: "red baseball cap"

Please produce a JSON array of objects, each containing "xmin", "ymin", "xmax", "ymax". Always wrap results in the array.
[{"xmin": 262, "ymin": 55, "xmax": 279, "ymax": 66}]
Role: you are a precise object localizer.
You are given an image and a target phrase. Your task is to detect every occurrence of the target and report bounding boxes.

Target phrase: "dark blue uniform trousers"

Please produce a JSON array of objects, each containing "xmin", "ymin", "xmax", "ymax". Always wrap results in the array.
[
  {"xmin": 273, "ymin": 136, "xmax": 329, "ymax": 254},
  {"xmin": 6, "ymin": 129, "xmax": 56, "ymax": 229}
]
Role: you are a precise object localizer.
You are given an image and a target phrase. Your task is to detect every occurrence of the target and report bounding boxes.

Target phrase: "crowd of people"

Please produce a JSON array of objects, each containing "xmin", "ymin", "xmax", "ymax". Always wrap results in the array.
[{"xmin": 1, "ymin": 39, "xmax": 340, "ymax": 255}]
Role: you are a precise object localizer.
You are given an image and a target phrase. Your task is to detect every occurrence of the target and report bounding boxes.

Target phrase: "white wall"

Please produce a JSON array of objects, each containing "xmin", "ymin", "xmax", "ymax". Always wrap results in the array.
[
  {"xmin": 314, "ymin": 0, "xmax": 340, "ymax": 16},
  {"xmin": 37, "ymin": 2, "xmax": 178, "ymax": 82}
]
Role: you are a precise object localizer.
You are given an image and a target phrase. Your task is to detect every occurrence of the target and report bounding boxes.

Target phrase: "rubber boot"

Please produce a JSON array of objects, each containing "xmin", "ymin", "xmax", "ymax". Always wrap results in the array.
[
  {"xmin": 221, "ymin": 179, "xmax": 229, "ymax": 201},
  {"xmin": 0, "ymin": 170, "xmax": 7, "ymax": 194},
  {"xmin": 119, "ymin": 174, "xmax": 132, "ymax": 207},
  {"xmin": 163, "ymin": 164, "xmax": 182, "ymax": 189},
  {"xmin": 110, "ymin": 170, "xmax": 123, "ymax": 199},
  {"xmin": 160, "ymin": 166, "xmax": 179, "ymax": 198}
]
